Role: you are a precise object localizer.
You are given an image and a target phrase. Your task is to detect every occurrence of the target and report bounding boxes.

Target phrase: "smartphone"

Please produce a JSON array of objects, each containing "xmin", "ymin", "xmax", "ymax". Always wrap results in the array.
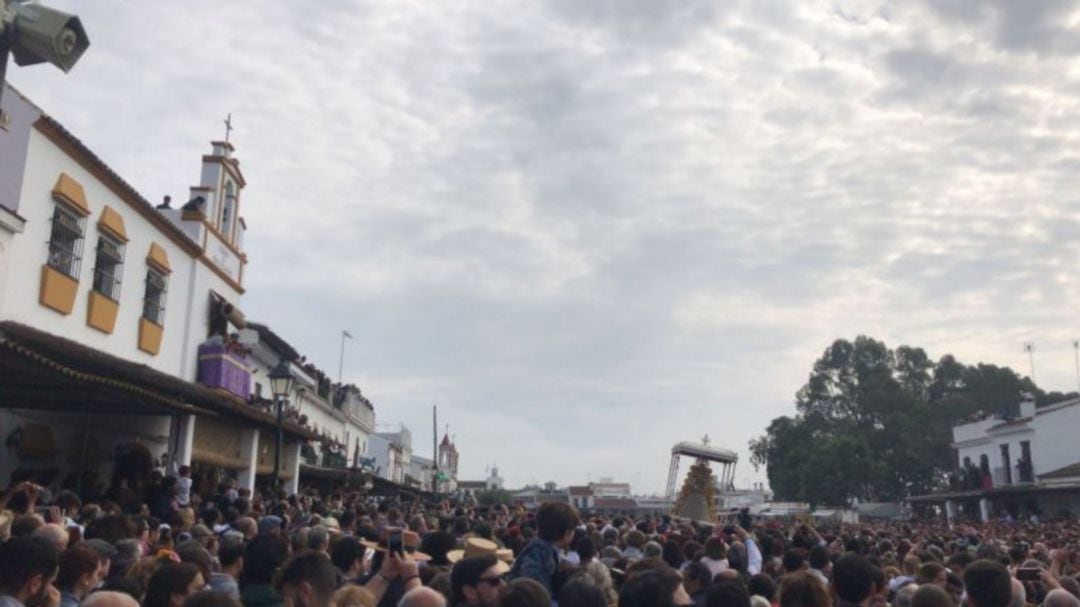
[
  {"xmin": 1017, "ymin": 568, "xmax": 1041, "ymax": 582},
  {"xmin": 387, "ymin": 529, "xmax": 403, "ymax": 556}
]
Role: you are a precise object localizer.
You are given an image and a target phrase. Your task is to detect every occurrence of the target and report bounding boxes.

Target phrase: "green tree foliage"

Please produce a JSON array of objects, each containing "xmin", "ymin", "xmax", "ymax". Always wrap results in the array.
[
  {"xmin": 749, "ymin": 336, "xmax": 1069, "ymax": 506},
  {"xmin": 475, "ymin": 488, "xmax": 512, "ymax": 506}
]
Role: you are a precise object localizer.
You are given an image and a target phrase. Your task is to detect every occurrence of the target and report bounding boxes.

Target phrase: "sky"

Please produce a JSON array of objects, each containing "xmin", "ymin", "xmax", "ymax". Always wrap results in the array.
[{"xmin": 12, "ymin": 0, "xmax": 1080, "ymax": 494}]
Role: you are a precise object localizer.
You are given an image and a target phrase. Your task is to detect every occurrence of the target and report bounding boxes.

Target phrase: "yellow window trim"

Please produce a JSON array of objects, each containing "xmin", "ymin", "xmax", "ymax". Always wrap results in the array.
[
  {"xmin": 97, "ymin": 205, "xmax": 129, "ymax": 242},
  {"xmin": 51, "ymin": 173, "xmax": 91, "ymax": 216},
  {"xmin": 147, "ymin": 242, "xmax": 172, "ymax": 274}
]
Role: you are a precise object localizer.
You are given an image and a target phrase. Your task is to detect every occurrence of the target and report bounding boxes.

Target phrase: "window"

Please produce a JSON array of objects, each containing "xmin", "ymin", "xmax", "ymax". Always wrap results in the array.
[
  {"xmin": 47, "ymin": 204, "xmax": 86, "ymax": 278},
  {"xmin": 142, "ymin": 267, "xmax": 168, "ymax": 324},
  {"xmin": 92, "ymin": 233, "xmax": 125, "ymax": 300},
  {"xmin": 1000, "ymin": 444, "xmax": 1012, "ymax": 484},
  {"xmin": 221, "ymin": 181, "xmax": 235, "ymax": 238}
]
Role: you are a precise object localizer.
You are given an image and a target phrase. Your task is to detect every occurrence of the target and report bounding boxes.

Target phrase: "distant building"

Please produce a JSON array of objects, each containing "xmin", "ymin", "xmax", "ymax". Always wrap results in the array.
[
  {"xmin": 486, "ymin": 465, "xmax": 504, "ymax": 490},
  {"xmin": 718, "ymin": 483, "xmax": 772, "ymax": 512},
  {"xmin": 370, "ymin": 428, "xmax": 411, "ymax": 484},
  {"xmin": 0, "ymin": 84, "xmax": 316, "ymax": 495},
  {"xmin": 437, "ymin": 432, "xmax": 459, "ymax": 492},
  {"xmin": 409, "ymin": 455, "xmax": 436, "ymax": 491},
  {"xmin": 589, "ymin": 478, "xmax": 632, "ymax": 497},
  {"xmin": 568, "ymin": 486, "xmax": 594, "ymax": 511},
  {"xmin": 458, "ymin": 480, "xmax": 488, "ymax": 497},
  {"xmin": 911, "ymin": 393, "xmax": 1080, "ymax": 521}
]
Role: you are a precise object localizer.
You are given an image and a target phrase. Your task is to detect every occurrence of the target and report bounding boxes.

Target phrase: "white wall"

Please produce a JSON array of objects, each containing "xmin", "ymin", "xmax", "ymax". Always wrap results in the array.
[
  {"xmin": 1030, "ymin": 405, "xmax": 1080, "ymax": 476},
  {"xmin": 954, "ymin": 401, "xmax": 1080, "ymax": 484},
  {"xmin": 2, "ymin": 128, "xmax": 198, "ymax": 377}
]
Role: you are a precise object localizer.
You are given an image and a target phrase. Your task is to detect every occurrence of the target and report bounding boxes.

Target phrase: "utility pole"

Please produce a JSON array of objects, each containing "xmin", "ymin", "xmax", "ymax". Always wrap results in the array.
[
  {"xmin": 338, "ymin": 330, "xmax": 353, "ymax": 384},
  {"xmin": 432, "ymin": 405, "xmax": 438, "ymax": 495},
  {"xmin": 1074, "ymin": 340, "xmax": 1080, "ymax": 393},
  {"xmin": 1024, "ymin": 342, "xmax": 1036, "ymax": 384}
]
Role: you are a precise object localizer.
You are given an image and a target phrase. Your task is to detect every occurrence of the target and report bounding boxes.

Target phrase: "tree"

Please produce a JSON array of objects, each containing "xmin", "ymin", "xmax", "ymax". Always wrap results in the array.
[
  {"xmin": 750, "ymin": 336, "xmax": 1072, "ymax": 506},
  {"xmin": 475, "ymin": 489, "xmax": 512, "ymax": 507}
]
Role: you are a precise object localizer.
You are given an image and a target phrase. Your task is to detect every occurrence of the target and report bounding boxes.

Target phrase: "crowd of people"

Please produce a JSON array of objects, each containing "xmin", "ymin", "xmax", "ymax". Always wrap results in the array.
[{"xmin": 1, "ymin": 475, "xmax": 1079, "ymax": 607}]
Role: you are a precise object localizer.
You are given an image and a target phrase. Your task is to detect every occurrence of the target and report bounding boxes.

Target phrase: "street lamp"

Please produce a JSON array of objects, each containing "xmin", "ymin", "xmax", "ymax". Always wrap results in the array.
[
  {"xmin": 0, "ymin": 0, "xmax": 90, "ymax": 109},
  {"xmin": 268, "ymin": 359, "xmax": 294, "ymax": 492}
]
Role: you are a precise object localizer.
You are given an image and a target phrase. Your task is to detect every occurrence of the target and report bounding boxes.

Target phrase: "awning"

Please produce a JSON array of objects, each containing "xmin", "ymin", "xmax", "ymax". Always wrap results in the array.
[
  {"xmin": 299, "ymin": 464, "xmax": 351, "ymax": 480},
  {"xmin": 0, "ymin": 321, "xmax": 316, "ymax": 440}
]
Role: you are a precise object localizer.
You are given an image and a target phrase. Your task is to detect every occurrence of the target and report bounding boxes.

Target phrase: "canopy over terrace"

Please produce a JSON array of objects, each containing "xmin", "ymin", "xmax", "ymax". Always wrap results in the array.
[
  {"xmin": 0, "ymin": 321, "xmax": 316, "ymax": 473},
  {"xmin": 665, "ymin": 437, "xmax": 739, "ymax": 498}
]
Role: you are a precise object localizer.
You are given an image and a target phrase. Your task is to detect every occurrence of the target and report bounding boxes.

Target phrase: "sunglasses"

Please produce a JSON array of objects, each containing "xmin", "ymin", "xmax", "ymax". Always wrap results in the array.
[{"xmin": 477, "ymin": 577, "xmax": 506, "ymax": 588}]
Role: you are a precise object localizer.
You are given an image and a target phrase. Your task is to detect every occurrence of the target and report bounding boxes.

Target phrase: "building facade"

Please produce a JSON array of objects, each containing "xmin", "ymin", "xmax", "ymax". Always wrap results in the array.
[
  {"xmin": 0, "ymin": 83, "xmax": 318, "ymax": 497},
  {"xmin": 911, "ymin": 394, "xmax": 1080, "ymax": 521}
]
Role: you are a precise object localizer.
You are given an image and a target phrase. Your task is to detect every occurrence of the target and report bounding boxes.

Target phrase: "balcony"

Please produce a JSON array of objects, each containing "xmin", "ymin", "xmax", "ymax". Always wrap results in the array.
[
  {"xmin": 301, "ymin": 444, "xmax": 318, "ymax": 466},
  {"xmin": 197, "ymin": 342, "xmax": 251, "ymax": 399},
  {"xmin": 992, "ymin": 462, "xmax": 1036, "ymax": 487},
  {"xmin": 323, "ymin": 451, "xmax": 348, "ymax": 469}
]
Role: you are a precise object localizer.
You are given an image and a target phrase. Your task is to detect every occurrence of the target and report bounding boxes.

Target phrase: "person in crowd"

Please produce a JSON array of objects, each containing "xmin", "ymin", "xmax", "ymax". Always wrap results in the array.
[
  {"xmin": 699, "ymin": 536, "xmax": 729, "ymax": 580},
  {"xmin": 241, "ymin": 535, "xmax": 289, "ymax": 607},
  {"xmin": 176, "ymin": 467, "xmax": 193, "ymax": 510},
  {"xmin": 911, "ymin": 584, "xmax": 955, "ymax": 607},
  {"xmin": 747, "ymin": 574, "xmax": 776, "ymax": 605},
  {"xmin": 331, "ymin": 536, "xmax": 366, "ymax": 583},
  {"xmin": 683, "ymin": 561, "xmax": 713, "ymax": 607},
  {"xmin": 208, "ymin": 536, "xmax": 244, "ymax": 600},
  {"xmin": 963, "ymin": 561, "xmax": 1013, "ymax": 607},
  {"xmin": 0, "ymin": 537, "xmax": 60, "ymax": 607},
  {"xmin": 451, "ymin": 555, "xmax": 504, "ymax": 607},
  {"xmin": 277, "ymin": 551, "xmax": 339, "ymax": 607},
  {"xmin": 31, "ymin": 526, "xmax": 68, "ymax": 553},
  {"xmin": 557, "ymin": 578, "xmax": 607, "ymax": 607},
  {"xmin": 618, "ymin": 568, "xmax": 682, "ymax": 607},
  {"xmin": 56, "ymin": 545, "xmax": 102, "ymax": 607},
  {"xmin": 144, "ymin": 563, "xmax": 205, "ymax": 607},
  {"xmin": 705, "ymin": 579, "xmax": 750, "ymax": 607},
  {"xmin": 777, "ymin": 571, "xmax": 829, "ymax": 607},
  {"xmin": 833, "ymin": 554, "xmax": 878, "ymax": 607},
  {"xmin": 328, "ymin": 586, "xmax": 374, "ymax": 607},
  {"xmin": 397, "ymin": 587, "xmax": 445, "ymax": 607},
  {"xmin": 507, "ymin": 502, "xmax": 578, "ymax": 594},
  {"xmin": 894, "ymin": 583, "xmax": 919, "ymax": 607},
  {"xmin": 807, "ymin": 545, "xmax": 830, "ymax": 585},
  {"xmin": 497, "ymin": 579, "xmax": 549, "ymax": 607},
  {"xmin": 82, "ymin": 591, "xmax": 140, "ymax": 607},
  {"xmin": 917, "ymin": 563, "xmax": 948, "ymax": 589}
]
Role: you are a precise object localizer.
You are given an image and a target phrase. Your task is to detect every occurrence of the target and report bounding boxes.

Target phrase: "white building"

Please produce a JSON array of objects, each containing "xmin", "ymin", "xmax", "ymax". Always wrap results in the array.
[
  {"xmin": 369, "ymin": 432, "xmax": 405, "ymax": 484},
  {"xmin": 912, "ymin": 393, "xmax": 1080, "ymax": 521},
  {"xmin": 0, "ymin": 83, "xmax": 314, "ymax": 497},
  {"xmin": 589, "ymin": 479, "xmax": 633, "ymax": 497},
  {"xmin": 486, "ymin": 465, "xmax": 504, "ymax": 490},
  {"xmin": 410, "ymin": 455, "xmax": 436, "ymax": 491}
]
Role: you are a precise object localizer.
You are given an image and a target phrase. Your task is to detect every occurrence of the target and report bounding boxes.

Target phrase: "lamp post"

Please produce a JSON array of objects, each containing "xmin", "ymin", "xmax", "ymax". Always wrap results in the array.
[
  {"xmin": 268, "ymin": 359, "xmax": 294, "ymax": 492},
  {"xmin": 0, "ymin": 0, "xmax": 90, "ymax": 109}
]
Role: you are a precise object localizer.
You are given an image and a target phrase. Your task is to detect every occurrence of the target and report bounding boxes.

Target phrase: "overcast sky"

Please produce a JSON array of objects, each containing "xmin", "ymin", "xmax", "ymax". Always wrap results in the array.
[{"xmin": 14, "ymin": 0, "xmax": 1080, "ymax": 493}]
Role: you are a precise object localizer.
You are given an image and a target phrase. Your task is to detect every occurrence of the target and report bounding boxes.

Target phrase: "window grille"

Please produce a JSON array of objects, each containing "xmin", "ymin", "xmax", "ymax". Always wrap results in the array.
[
  {"xmin": 142, "ymin": 267, "xmax": 168, "ymax": 324},
  {"xmin": 92, "ymin": 234, "xmax": 125, "ymax": 301},
  {"xmin": 47, "ymin": 205, "xmax": 85, "ymax": 278}
]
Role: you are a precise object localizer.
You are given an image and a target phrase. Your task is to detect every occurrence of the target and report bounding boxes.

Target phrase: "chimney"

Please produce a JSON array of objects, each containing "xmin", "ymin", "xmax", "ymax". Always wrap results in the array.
[{"xmin": 1020, "ymin": 392, "xmax": 1036, "ymax": 418}]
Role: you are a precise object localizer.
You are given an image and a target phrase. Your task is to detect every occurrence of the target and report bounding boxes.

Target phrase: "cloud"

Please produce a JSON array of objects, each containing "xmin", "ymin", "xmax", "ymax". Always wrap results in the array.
[{"xmin": 13, "ymin": 0, "xmax": 1080, "ymax": 493}]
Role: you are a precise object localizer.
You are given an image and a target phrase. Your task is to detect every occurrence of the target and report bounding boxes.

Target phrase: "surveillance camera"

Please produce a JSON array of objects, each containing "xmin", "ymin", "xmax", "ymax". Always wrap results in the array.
[{"xmin": 9, "ymin": 2, "xmax": 90, "ymax": 73}]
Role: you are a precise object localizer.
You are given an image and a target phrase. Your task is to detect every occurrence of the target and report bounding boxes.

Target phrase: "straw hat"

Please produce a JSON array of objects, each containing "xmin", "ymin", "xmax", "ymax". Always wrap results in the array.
[
  {"xmin": 359, "ymin": 528, "xmax": 431, "ymax": 562},
  {"xmin": 446, "ymin": 538, "xmax": 513, "ymax": 574}
]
